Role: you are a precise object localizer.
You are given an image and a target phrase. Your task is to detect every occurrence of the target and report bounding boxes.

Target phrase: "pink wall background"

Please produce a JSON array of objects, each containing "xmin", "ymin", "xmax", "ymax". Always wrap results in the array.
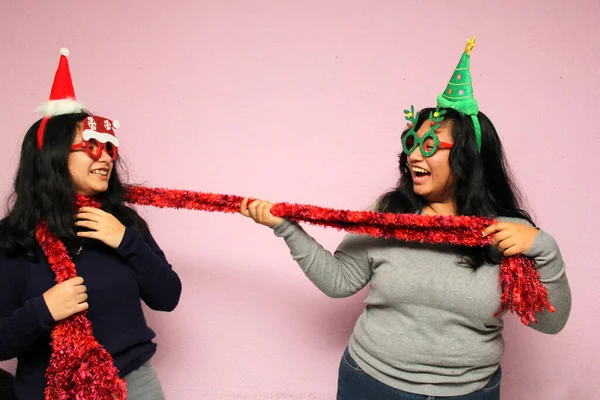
[{"xmin": 1, "ymin": 1, "xmax": 598, "ymax": 398}]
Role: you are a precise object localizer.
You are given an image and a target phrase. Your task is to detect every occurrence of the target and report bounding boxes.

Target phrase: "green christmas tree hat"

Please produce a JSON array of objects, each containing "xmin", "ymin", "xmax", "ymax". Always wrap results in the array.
[{"xmin": 436, "ymin": 36, "xmax": 482, "ymax": 151}]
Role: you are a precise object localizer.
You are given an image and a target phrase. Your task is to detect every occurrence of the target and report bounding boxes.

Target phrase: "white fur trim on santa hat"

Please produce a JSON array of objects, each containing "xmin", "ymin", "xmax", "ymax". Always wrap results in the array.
[
  {"xmin": 36, "ymin": 99, "xmax": 84, "ymax": 116},
  {"xmin": 59, "ymin": 48, "xmax": 70, "ymax": 57}
]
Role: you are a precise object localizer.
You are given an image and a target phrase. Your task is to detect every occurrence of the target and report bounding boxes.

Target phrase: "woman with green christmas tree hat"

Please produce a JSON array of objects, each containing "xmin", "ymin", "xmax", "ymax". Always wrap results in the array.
[{"xmin": 240, "ymin": 36, "xmax": 570, "ymax": 399}]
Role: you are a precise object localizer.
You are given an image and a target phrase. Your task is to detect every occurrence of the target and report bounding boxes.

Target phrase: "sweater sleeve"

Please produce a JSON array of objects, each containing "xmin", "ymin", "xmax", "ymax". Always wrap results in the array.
[
  {"xmin": 273, "ymin": 219, "xmax": 372, "ymax": 298},
  {"xmin": 523, "ymin": 229, "xmax": 571, "ymax": 334},
  {"xmin": 0, "ymin": 261, "xmax": 54, "ymax": 360},
  {"xmin": 115, "ymin": 227, "xmax": 182, "ymax": 312}
]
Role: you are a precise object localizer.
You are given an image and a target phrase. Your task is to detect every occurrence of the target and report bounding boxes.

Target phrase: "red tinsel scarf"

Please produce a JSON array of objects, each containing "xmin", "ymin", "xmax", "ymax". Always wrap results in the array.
[
  {"xmin": 36, "ymin": 196, "xmax": 127, "ymax": 400},
  {"xmin": 36, "ymin": 187, "xmax": 555, "ymax": 399},
  {"xmin": 124, "ymin": 185, "xmax": 555, "ymax": 325}
]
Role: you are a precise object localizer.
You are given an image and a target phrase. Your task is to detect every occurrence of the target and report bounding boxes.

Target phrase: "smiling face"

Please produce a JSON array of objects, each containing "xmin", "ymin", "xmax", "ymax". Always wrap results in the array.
[
  {"xmin": 68, "ymin": 121, "xmax": 114, "ymax": 197},
  {"xmin": 407, "ymin": 120, "xmax": 456, "ymax": 205}
]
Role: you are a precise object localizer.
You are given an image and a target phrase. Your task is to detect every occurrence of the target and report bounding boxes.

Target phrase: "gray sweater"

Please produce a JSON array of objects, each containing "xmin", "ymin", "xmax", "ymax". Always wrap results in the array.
[{"xmin": 273, "ymin": 217, "xmax": 571, "ymax": 396}]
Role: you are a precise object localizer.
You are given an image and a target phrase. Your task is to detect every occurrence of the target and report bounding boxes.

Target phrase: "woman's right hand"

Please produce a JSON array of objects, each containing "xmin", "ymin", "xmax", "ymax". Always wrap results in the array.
[
  {"xmin": 43, "ymin": 277, "xmax": 88, "ymax": 321},
  {"xmin": 240, "ymin": 197, "xmax": 284, "ymax": 228}
]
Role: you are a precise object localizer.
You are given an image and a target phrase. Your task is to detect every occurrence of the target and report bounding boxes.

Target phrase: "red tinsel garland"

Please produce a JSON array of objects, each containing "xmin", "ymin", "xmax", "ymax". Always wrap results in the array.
[
  {"xmin": 125, "ymin": 185, "xmax": 555, "ymax": 325},
  {"xmin": 36, "ymin": 186, "xmax": 556, "ymax": 399},
  {"xmin": 36, "ymin": 197, "xmax": 127, "ymax": 400}
]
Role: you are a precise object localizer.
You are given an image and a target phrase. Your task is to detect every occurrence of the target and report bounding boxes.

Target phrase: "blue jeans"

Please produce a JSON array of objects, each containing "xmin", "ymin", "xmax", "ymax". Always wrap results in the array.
[{"xmin": 337, "ymin": 348, "xmax": 501, "ymax": 400}]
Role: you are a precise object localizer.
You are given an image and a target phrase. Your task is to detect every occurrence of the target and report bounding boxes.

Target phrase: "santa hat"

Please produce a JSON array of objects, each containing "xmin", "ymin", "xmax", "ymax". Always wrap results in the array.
[
  {"xmin": 36, "ymin": 48, "xmax": 121, "ymax": 151},
  {"xmin": 37, "ymin": 48, "xmax": 84, "ymax": 116}
]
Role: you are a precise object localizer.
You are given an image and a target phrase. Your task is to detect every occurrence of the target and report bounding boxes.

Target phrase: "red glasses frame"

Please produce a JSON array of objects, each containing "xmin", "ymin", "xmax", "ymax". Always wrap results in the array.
[{"xmin": 70, "ymin": 139, "xmax": 118, "ymax": 161}]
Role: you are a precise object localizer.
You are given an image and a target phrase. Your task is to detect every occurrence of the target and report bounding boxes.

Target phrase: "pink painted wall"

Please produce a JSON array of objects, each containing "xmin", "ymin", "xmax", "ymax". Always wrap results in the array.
[{"xmin": 1, "ymin": 1, "xmax": 598, "ymax": 398}]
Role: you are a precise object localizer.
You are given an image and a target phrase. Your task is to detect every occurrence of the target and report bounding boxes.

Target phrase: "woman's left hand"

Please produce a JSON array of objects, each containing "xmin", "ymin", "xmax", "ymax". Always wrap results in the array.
[
  {"xmin": 75, "ymin": 207, "xmax": 126, "ymax": 249},
  {"xmin": 482, "ymin": 222, "xmax": 539, "ymax": 256}
]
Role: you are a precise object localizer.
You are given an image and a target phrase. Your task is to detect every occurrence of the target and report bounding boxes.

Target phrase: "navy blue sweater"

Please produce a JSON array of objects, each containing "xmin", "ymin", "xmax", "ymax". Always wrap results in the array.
[{"xmin": 0, "ymin": 226, "xmax": 182, "ymax": 399}]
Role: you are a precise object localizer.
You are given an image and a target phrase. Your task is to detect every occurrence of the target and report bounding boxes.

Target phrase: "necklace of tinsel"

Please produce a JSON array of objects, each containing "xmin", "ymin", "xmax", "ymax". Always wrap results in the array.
[
  {"xmin": 36, "ymin": 196, "xmax": 126, "ymax": 399},
  {"xmin": 37, "ymin": 187, "xmax": 555, "ymax": 399}
]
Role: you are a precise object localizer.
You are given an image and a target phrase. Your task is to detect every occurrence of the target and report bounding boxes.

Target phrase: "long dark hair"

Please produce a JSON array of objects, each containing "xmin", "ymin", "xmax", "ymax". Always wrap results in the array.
[
  {"xmin": 0, "ymin": 112, "xmax": 149, "ymax": 260},
  {"xmin": 377, "ymin": 107, "xmax": 532, "ymax": 268}
]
